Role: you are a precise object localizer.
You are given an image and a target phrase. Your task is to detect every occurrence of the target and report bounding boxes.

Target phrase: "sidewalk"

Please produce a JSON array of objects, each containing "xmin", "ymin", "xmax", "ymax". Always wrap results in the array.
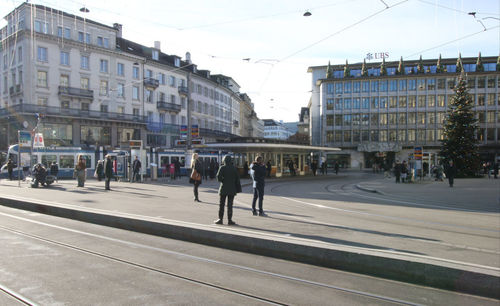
[{"xmin": 0, "ymin": 175, "xmax": 498, "ymax": 298}]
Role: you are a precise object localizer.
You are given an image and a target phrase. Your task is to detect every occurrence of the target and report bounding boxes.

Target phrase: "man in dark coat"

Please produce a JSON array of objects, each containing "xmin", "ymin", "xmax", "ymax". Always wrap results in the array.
[
  {"xmin": 104, "ymin": 155, "xmax": 113, "ymax": 190},
  {"xmin": 215, "ymin": 155, "xmax": 240, "ymax": 225},
  {"xmin": 311, "ymin": 160, "xmax": 317, "ymax": 176},
  {"xmin": 250, "ymin": 156, "xmax": 267, "ymax": 216},
  {"xmin": 132, "ymin": 156, "xmax": 141, "ymax": 182},
  {"xmin": 266, "ymin": 160, "xmax": 272, "ymax": 178},
  {"xmin": 6, "ymin": 158, "xmax": 14, "ymax": 180},
  {"xmin": 50, "ymin": 161, "xmax": 59, "ymax": 182},
  {"xmin": 445, "ymin": 160, "xmax": 457, "ymax": 187},
  {"xmin": 394, "ymin": 160, "xmax": 402, "ymax": 183}
]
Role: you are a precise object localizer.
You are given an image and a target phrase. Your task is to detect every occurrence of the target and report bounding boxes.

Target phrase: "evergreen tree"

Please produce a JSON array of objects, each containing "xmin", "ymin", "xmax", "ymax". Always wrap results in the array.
[
  {"xmin": 496, "ymin": 55, "xmax": 500, "ymax": 71},
  {"xmin": 396, "ymin": 56, "xmax": 405, "ymax": 75},
  {"xmin": 326, "ymin": 61, "xmax": 333, "ymax": 78},
  {"xmin": 439, "ymin": 72, "xmax": 481, "ymax": 177},
  {"xmin": 476, "ymin": 52, "xmax": 484, "ymax": 72},
  {"xmin": 380, "ymin": 57, "xmax": 387, "ymax": 76},
  {"xmin": 436, "ymin": 54, "xmax": 444, "ymax": 73},
  {"xmin": 361, "ymin": 59, "xmax": 368, "ymax": 76},
  {"xmin": 343, "ymin": 59, "xmax": 350, "ymax": 77},
  {"xmin": 456, "ymin": 53, "xmax": 463, "ymax": 72},
  {"xmin": 417, "ymin": 55, "xmax": 424, "ymax": 74}
]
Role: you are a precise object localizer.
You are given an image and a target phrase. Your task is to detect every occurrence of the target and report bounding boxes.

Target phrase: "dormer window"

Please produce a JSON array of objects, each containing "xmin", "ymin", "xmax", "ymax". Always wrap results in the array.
[
  {"xmin": 174, "ymin": 58, "xmax": 180, "ymax": 67},
  {"xmin": 152, "ymin": 50, "xmax": 159, "ymax": 60}
]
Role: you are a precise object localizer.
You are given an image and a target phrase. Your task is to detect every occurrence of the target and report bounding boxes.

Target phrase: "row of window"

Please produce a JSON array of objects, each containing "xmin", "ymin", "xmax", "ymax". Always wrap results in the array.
[
  {"xmin": 326, "ymin": 94, "xmax": 500, "ymax": 110},
  {"xmin": 34, "ymin": 20, "xmax": 110, "ymax": 48},
  {"xmin": 190, "ymin": 101, "xmax": 232, "ymax": 120},
  {"xmin": 326, "ymin": 128, "xmax": 499, "ymax": 143},
  {"xmin": 326, "ymin": 76, "xmax": 499, "ymax": 94},
  {"xmin": 193, "ymin": 83, "xmax": 232, "ymax": 105},
  {"xmin": 326, "ymin": 111, "xmax": 499, "ymax": 126}
]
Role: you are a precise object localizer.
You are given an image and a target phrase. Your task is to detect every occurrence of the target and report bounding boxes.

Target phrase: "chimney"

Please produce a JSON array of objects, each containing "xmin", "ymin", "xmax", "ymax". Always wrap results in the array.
[
  {"xmin": 154, "ymin": 41, "xmax": 161, "ymax": 50},
  {"xmin": 185, "ymin": 52, "xmax": 191, "ymax": 64},
  {"xmin": 113, "ymin": 23, "xmax": 122, "ymax": 38}
]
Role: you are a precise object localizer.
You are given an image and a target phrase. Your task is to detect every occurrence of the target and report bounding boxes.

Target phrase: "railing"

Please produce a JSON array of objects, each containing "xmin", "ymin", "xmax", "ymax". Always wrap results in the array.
[
  {"xmin": 58, "ymin": 86, "xmax": 94, "ymax": 99},
  {"xmin": 178, "ymin": 86, "xmax": 188, "ymax": 96},
  {"xmin": 147, "ymin": 122, "xmax": 181, "ymax": 134},
  {"xmin": 0, "ymin": 104, "xmax": 146, "ymax": 123},
  {"xmin": 144, "ymin": 77, "xmax": 159, "ymax": 89},
  {"xmin": 157, "ymin": 101, "xmax": 181, "ymax": 113}
]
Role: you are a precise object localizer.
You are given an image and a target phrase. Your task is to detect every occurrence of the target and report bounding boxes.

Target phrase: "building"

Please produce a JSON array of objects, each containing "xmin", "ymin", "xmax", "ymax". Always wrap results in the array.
[
  {"xmin": 308, "ymin": 54, "xmax": 499, "ymax": 169},
  {"xmin": 0, "ymin": 3, "xmax": 257, "ymax": 151},
  {"xmin": 263, "ymin": 119, "xmax": 294, "ymax": 140}
]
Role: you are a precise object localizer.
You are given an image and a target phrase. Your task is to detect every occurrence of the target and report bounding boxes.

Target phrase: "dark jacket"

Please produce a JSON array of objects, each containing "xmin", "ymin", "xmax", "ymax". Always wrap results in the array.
[
  {"xmin": 217, "ymin": 155, "xmax": 240, "ymax": 196},
  {"xmin": 104, "ymin": 157, "xmax": 113, "ymax": 178},
  {"xmin": 192, "ymin": 159, "xmax": 202, "ymax": 182},
  {"xmin": 133, "ymin": 159, "xmax": 141, "ymax": 172},
  {"xmin": 250, "ymin": 162, "xmax": 266, "ymax": 187},
  {"xmin": 445, "ymin": 164, "xmax": 457, "ymax": 178},
  {"xmin": 394, "ymin": 163, "xmax": 402, "ymax": 175}
]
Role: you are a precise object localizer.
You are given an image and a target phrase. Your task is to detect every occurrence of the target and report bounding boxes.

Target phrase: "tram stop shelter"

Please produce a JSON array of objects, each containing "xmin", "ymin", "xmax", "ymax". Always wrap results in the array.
[{"xmin": 193, "ymin": 142, "xmax": 341, "ymax": 177}]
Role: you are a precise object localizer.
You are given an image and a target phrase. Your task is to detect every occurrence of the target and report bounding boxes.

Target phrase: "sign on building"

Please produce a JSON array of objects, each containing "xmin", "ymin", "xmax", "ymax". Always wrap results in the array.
[
  {"xmin": 33, "ymin": 133, "xmax": 45, "ymax": 148},
  {"xmin": 18, "ymin": 131, "xmax": 31, "ymax": 148}
]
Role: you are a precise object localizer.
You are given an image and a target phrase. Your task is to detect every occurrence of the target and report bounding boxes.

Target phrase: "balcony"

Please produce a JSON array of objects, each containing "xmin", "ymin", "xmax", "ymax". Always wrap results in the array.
[
  {"xmin": 157, "ymin": 101, "xmax": 181, "ymax": 113},
  {"xmin": 144, "ymin": 77, "xmax": 159, "ymax": 89},
  {"xmin": 58, "ymin": 86, "xmax": 94, "ymax": 100},
  {"xmin": 0, "ymin": 104, "xmax": 146, "ymax": 123},
  {"xmin": 178, "ymin": 86, "xmax": 188, "ymax": 96}
]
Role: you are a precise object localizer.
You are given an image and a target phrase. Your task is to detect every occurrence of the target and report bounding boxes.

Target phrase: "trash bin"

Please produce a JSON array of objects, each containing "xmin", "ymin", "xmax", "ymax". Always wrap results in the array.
[{"xmin": 150, "ymin": 163, "xmax": 157, "ymax": 180}]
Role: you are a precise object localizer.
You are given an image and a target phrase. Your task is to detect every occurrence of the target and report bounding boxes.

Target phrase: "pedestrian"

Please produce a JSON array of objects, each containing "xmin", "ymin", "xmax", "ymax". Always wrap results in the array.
[
  {"xmin": 209, "ymin": 159, "xmax": 216, "ymax": 179},
  {"xmin": 190, "ymin": 153, "xmax": 202, "ymax": 202},
  {"xmin": 104, "ymin": 154, "xmax": 113, "ymax": 190},
  {"xmin": 334, "ymin": 161, "xmax": 339, "ymax": 175},
  {"xmin": 203, "ymin": 158, "xmax": 209, "ymax": 180},
  {"xmin": 394, "ymin": 160, "xmax": 402, "ymax": 183},
  {"xmin": 311, "ymin": 160, "xmax": 317, "ymax": 176},
  {"xmin": 401, "ymin": 161, "xmax": 408, "ymax": 183},
  {"xmin": 444, "ymin": 160, "xmax": 457, "ymax": 187},
  {"xmin": 95, "ymin": 160, "xmax": 104, "ymax": 181},
  {"xmin": 266, "ymin": 160, "xmax": 272, "ymax": 178},
  {"xmin": 383, "ymin": 161, "xmax": 391, "ymax": 179},
  {"xmin": 132, "ymin": 156, "xmax": 141, "ymax": 182},
  {"xmin": 6, "ymin": 158, "xmax": 14, "ymax": 180},
  {"xmin": 320, "ymin": 162, "xmax": 325, "ymax": 175},
  {"xmin": 288, "ymin": 161, "xmax": 296, "ymax": 176},
  {"xmin": 74, "ymin": 154, "xmax": 86, "ymax": 187},
  {"xmin": 250, "ymin": 156, "xmax": 267, "ymax": 216},
  {"xmin": 493, "ymin": 162, "xmax": 499, "ymax": 179},
  {"xmin": 215, "ymin": 155, "xmax": 241, "ymax": 225},
  {"xmin": 243, "ymin": 162, "xmax": 249, "ymax": 178},
  {"xmin": 169, "ymin": 162, "xmax": 175, "ymax": 180},
  {"xmin": 50, "ymin": 161, "xmax": 59, "ymax": 182},
  {"xmin": 174, "ymin": 159, "xmax": 181, "ymax": 179}
]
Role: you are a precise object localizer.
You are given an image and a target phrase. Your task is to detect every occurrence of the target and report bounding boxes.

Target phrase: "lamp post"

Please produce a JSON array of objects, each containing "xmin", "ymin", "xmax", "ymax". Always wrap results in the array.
[{"xmin": 186, "ymin": 72, "xmax": 192, "ymax": 150}]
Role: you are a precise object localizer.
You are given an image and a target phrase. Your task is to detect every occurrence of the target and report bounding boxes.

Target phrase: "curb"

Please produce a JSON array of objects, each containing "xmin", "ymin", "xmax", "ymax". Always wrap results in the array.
[{"xmin": 0, "ymin": 195, "xmax": 499, "ymax": 299}]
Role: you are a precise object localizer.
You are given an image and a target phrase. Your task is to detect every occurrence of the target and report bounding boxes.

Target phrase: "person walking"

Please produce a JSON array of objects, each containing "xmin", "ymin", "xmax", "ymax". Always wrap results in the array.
[
  {"xmin": 74, "ymin": 155, "xmax": 86, "ymax": 187},
  {"xmin": 266, "ymin": 160, "xmax": 272, "ymax": 178},
  {"xmin": 95, "ymin": 160, "xmax": 104, "ymax": 181},
  {"xmin": 132, "ymin": 156, "xmax": 141, "ymax": 182},
  {"xmin": 190, "ymin": 153, "xmax": 202, "ymax": 202},
  {"xmin": 444, "ymin": 160, "xmax": 457, "ymax": 187},
  {"xmin": 209, "ymin": 159, "xmax": 216, "ymax": 180},
  {"xmin": 243, "ymin": 162, "xmax": 249, "ymax": 178},
  {"xmin": 250, "ymin": 156, "xmax": 267, "ymax": 216},
  {"xmin": 215, "ymin": 155, "xmax": 241, "ymax": 225},
  {"xmin": 394, "ymin": 160, "xmax": 402, "ymax": 183},
  {"xmin": 50, "ymin": 161, "xmax": 59, "ymax": 182},
  {"xmin": 334, "ymin": 161, "xmax": 339, "ymax": 175},
  {"xmin": 401, "ymin": 161, "xmax": 408, "ymax": 183},
  {"xmin": 6, "ymin": 158, "xmax": 14, "ymax": 180},
  {"xmin": 104, "ymin": 154, "xmax": 113, "ymax": 190},
  {"xmin": 174, "ymin": 158, "xmax": 181, "ymax": 179},
  {"xmin": 493, "ymin": 162, "xmax": 499, "ymax": 179},
  {"xmin": 311, "ymin": 160, "xmax": 317, "ymax": 176}
]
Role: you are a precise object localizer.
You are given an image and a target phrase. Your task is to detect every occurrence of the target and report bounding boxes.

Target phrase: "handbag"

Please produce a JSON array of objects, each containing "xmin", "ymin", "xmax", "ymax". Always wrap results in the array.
[
  {"xmin": 236, "ymin": 180, "xmax": 242, "ymax": 193},
  {"xmin": 190, "ymin": 169, "xmax": 201, "ymax": 181}
]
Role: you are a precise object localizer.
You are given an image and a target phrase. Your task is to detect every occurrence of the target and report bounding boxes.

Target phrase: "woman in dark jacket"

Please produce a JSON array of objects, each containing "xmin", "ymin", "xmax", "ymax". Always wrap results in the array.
[
  {"xmin": 190, "ymin": 153, "xmax": 202, "ymax": 202},
  {"xmin": 215, "ymin": 155, "xmax": 240, "ymax": 225},
  {"xmin": 104, "ymin": 155, "xmax": 113, "ymax": 190}
]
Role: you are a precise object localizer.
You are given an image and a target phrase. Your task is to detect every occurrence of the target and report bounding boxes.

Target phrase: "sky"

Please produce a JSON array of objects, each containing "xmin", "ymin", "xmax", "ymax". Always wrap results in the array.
[{"xmin": 1, "ymin": 0, "xmax": 499, "ymax": 122}]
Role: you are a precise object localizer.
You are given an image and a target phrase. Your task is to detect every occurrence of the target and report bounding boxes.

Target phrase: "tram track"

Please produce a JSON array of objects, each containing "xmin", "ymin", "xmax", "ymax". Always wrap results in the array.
[
  {"xmin": 0, "ymin": 214, "xmax": 424, "ymax": 306},
  {"xmin": 0, "ymin": 284, "xmax": 36, "ymax": 305}
]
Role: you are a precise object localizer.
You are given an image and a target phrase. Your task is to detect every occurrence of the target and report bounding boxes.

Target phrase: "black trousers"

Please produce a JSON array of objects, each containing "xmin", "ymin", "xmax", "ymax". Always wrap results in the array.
[
  {"xmin": 193, "ymin": 181, "xmax": 201, "ymax": 200},
  {"xmin": 105, "ymin": 177, "xmax": 111, "ymax": 190},
  {"xmin": 219, "ymin": 194, "xmax": 235, "ymax": 221},
  {"xmin": 448, "ymin": 176, "xmax": 454, "ymax": 187},
  {"xmin": 252, "ymin": 185, "xmax": 264, "ymax": 213}
]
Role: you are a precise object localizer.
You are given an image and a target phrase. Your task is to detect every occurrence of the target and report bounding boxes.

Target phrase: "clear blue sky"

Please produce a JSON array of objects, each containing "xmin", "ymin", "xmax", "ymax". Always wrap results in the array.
[{"xmin": 2, "ymin": 0, "xmax": 499, "ymax": 121}]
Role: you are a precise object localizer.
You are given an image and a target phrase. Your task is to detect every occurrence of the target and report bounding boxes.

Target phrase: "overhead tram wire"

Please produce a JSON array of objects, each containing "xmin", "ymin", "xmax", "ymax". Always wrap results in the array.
[{"xmin": 416, "ymin": 0, "xmax": 499, "ymax": 17}]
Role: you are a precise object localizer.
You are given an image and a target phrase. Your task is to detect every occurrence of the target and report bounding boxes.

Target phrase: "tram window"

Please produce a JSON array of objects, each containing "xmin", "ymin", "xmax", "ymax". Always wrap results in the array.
[
  {"xmin": 60, "ymin": 155, "xmax": 74, "ymax": 168},
  {"xmin": 180, "ymin": 156, "xmax": 185, "ymax": 167},
  {"xmin": 80, "ymin": 155, "xmax": 92, "ymax": 168},
  {"xmin": 41, "ymin": 154, "xmax": 57, "ymax": 168},
  {"xmin": 160, "ymin": 157, "xmax": 169, "ymax": 168}
]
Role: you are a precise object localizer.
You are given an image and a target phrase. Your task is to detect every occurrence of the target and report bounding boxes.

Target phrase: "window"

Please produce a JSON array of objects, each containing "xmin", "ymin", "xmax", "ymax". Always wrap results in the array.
[
  {"xmin": 437, "ymin": 95, "xmax": 445, "ymax": 107},
  {"xmin": 85, "ymin": 33, "xmax": 91, "ymax": 44},
  {"xmin": 418, "ymin": 96, "xmax": 426, "ymax": 108},
  {"xmin": 379, "ymin": 80, "xmax": 388, "ymax": 92},
  {"xmin": 343, "ymin": 130, "xmax": 351, "ymax": 143},
  {"xmin": 37, "ymin": 71, "xmax": 47, "ymax": 87},
  {"xmin": 399, "ymin": 113, "xmax": 407, "ymax": 125},
  {"xmin": 427, "ymin": 129, "xmax": 435, "ymax": 142},
  {"xmin": 427, "ymin": 112, "xmax": 436, "ymax": 124},
  {"xmin": 428, "ymin": 96, "xmax": 436, "ymax": 107},
  {"xmin": 408, "ymin": 129, "xmax": 416, "ymax": 142},
  {"xmin": 477, "ymin": 77, "xmax": 486, "ymax": 89},
  {"xmin": 100, "ymin": 59, "xmax": 108, "ymax": 73},
  {"xmin": 133, "ymin": 108, "xmax": 140, "ymax": 116},
  {"xmin": 427, "ymin": 78, "xmax": 436, "ymax": 90},
  {"xmin": 81, "ymin": 103, "xmax": 90, "ymax": 111},
  {"xmin": 334, "ymin": 114, "xmax": 342, "ymax": 126},
  {"xmin": 380, "ymin": 113, "xmax": 388, "ymax": 125},
  {"xmin": 326, "ymin": 131, "xmax": 334, "ymax": 142},
  {"xmin": 371, "ymin": 81, "xmax": 378, "ymax": 92},
  {"xmin": 417, "ymin": 79, "xmax": 425, "ymax": 91},
  {"xmin": 335, "ymin": 83, "xmax": 342, "ymax": 94},
  {"xmin": 353, "ymin": 98, "xmax": 360, "ymax": 109},
  {"xmin": 343, "ymin": 114, "xmax": 352, "ymax": 125},
  {"xmin": 389, "ymin": 80, "xmax": 397, "ymax": 91},
  {"xmin": 146, "ymin": 89, "xmax": 153, "ymax": 103},
  {"xmin": 398, "ymin": 130, "xmax": 407, "ymax": 142},
  {"xmin": 100, "ymin": 105, "xmax": 108, "ymax": 113},
  {"xmin": 327, "ymin": 84, "xmax": 334, "ymax": 94},
  {"xmin": 487, "ymin": 77, "xmax": 496, "ymax": 88},
  {"xmin": 437, "ymin": 79, "xmax": 445, "ymax": 90},
  {"xmin": 326, "ymin": 99, "xmax": 334, "ymax": 110},
  {"xmin": 117, "ymin": 83, "xmax": 125, "ymax": 98},
  {"xmin": 159, "ymin": 73, "xmax": 165, "ymax": 85},
  {"xmin": 343, "ymin": 98, "xmax": 351, "ymax": 109},
  {"xmin": 103, "ymin": 38, "xmax": 109, "ymax": 48},
  {"xmin": 133, "ymin": 66, "xmax": 139, "ymax": 79},
  {"xmin": 64, "ymin": 27, "xmax": 71, "ymax": 39},
  {"xmin": 447, "ymin": 78, "xmax": 456, "ymax": 89},
  {"xmin": 389, "ymin": 113, "xmax": 397, "ymax": 125},
  {"xmin": 169, "ymin": 76, "xmax": 176, "ymax": 87},
  {"xmin": 408, "ymin": 79, "xmax": 416, "ymax": 90},
  {"xmin": 353, "ymin": 81, "xmax": 360, "ymax": 93},
  {"xmin": 97, "ymin": 36, "xmax": 103, "ymax": 46},
  {"xmin": 371, "ymin": 97, "xmax": 378, "ymax": 109},
  {"xmin": 408, "ymin": 96, "xmax": 416, "ymax": 108},
  {"xmin": 78, "ymin": 31, "xmax": 84, "ymax": 42},
  {"xmin": 81, "ymin": 77, "xmax": 89, "ymax": 89},
  {"xmin": 488, "ymin": 94, "xmax": 495, "ymax": 106},
  {"xmin": 34, "ymin": 20, "xmax": 48, "ymax": 34},
  {"xmin": 398, "ymin": 96, "xmax": 407, "ymax": 108},
  {"xmin": 326, "ymin": 115, "xmax": 334, "ymax": 126},
  {"xmin": 389, "ymin": 97, "xmax": 397, "ymax": 108},
  {"xmin": 362, "ymin": 81, "xmax": 369, "ymax": 92},
  {"xmin": 18, "ymin": 46, "xmax": 22, "ymax": 63},
  {"xmin": 152, "ymin": 50, "xmax": 159, "ymax": 60},
  {"xmin": 362, "ymin": 98, "xmax": 370, "ymax": 109},
  {"xmin": 399, "ymin": 79, "xmax": 407, "ymax": 91},
  {"xmin": 370, "ymin": 113, "xmax": 379, "ymax": 126},
  {"xmin": 61, "ymin": 101, "xmax": 70, "ymax": 109},
  {"xmin": 37, "ymin": 47, "xmax": 48, "ymax": 62},
  {"xmin": 117, "ymin": 106, "xmax": 124, "ymax": 114},
  {"xmin": 117, "ymin": 63, "xmax": 124, "ymax": 76},
  {"xmin": 334, "ymin": 99, "xmax": 342, "ymax": 110},
  {"xmin": 81, "ymin": 55, "xmax": 89, "ymax": 69},
  {"xmin": 60, "ymin": 75, "xmax": 69, "ymax": 86},
  {"xmin": 467, "ymin": 77, "xmax": 476, "ymax": 89},
  {"xmin": 37, "ymin": 97, "xmax": 48, "ymax": 106},
  {"xmin": 60, "ymin": 51, "xmax": 69, "ymax": 65},
  {"xmin": 99, "ymin": 80, "xmax": 108, "ymax": 95},
  {"xmin": 133, "ymin": 86, "xmax": 139, "ymax": 100}
]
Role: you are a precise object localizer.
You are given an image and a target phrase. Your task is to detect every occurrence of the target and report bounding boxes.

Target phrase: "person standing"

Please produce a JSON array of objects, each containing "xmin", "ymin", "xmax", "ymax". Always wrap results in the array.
[
  {"xmin": 243, "ymin": 162, "xmax": 249, "ymax": 178},
  {"xmin": 394, "ymin": 160, "xmax": 402, "ymax": 183},
  {"xmin": 493, "ymin": 162, "xmax": 499, "ymax": 179},
  {"xmin": 215, "ymin": 155, "xmax": 240, "ymax": 225},
  {"xmin": 95, "ymin": 160, "xmax": 104, "ymax": 181},
  {"xmin": 169, "ymin": 162, "xmax": 175, "ymax": 180},
  {"xmin": 6, "ymin": 158, "xmax": 14, "ymax": 180},
  {"xmin": 50, "ymin": 161, "xmax": 59, "ymax": 182},
  {"xmin": 445, "ymin": 160, "xmax": 457, "ymax": 187},
  {"xmin": 190, "ymin": 153, "xmax": 202, "ymax": 202},
  {"xmin": 104, "ymin": 154, "xmax": 113, "ymax": 190},
  {"xmin": 209, "ymin": 159, "xmax": 216, "ymax": 179},
  {"xmin": 266, "ymin": 160, "xmax": 272, "ymax": 178},
  {"xmin": 132, "ymin": 156, "xmax": 141, "ymax": 182},
  {"xmin": 174, "ymin": 158, "xmax": 181, "ymax": 179},
  {"xmin": 401, "ymin": 161, "xmax": 408, "ymax": 183},
  {"xmin": 250, "ymin": 156, "xmax": 267, "ymax": 216},
  {"xmin": 74, "ymin": 155, "xmax": 86, "ymax": 187},
  {"xmin": 311, "ymin": 160, "xmax": 317, "ymax": 176},
  {"xmin": 334, "ymin": 161, "xmax": 339, "ymax": 175}
]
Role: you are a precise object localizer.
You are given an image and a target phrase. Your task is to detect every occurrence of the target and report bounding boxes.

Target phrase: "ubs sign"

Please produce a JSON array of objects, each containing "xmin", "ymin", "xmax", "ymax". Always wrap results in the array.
[{"xmin": 365, "ymin": 52, "xmax": 389, "ymax": 61}]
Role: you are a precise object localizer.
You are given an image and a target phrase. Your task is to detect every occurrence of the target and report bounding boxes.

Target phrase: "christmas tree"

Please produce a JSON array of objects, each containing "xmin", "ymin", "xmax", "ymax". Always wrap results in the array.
[
  {"xmin": 396, "ymin": 56, "xmax": 405, "ymax": 75},
  {"xmin": 361, "ymin": 59, "xmax": 368, "ymax": 76},
  {"xmin": 326, "ymin": 61, "xmax": 333, "ymax": 78},
  {"xmin": 380, "ymin": 57, "xmax": 387, "ymax": 75},
  {"xmin": 343, "ymin": 59, "xmax": 350, "ymax": 77},
  {"xmin": 439, "ymin": 72, "xmax": 481, "ymax": 177}
]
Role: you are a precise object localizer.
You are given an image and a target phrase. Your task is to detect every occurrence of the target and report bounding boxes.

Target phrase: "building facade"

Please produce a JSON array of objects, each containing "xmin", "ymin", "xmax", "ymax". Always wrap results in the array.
[
  {"xmin": 263, "ymin": 119, "xmax": 294, "ymax": 140},
  {"xmin": 308, "ymin": 55, "xmax": 499, "ymax": 169},
  {"xmin": 0, "ymin": 3, "xmax": 257, "ymax": 151}
]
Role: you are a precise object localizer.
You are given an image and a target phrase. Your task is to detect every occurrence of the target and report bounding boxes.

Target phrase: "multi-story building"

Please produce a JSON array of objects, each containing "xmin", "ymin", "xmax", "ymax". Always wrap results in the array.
[
  {"xmin": 308, "ymin": 54, "xmax": 499, "ymax": 168},
  {"xmin": 263, "ymin": 119, "xmax": 294, "ymax": 140},
  {"xmin": 239, "ymin": 93, "xmax": 263, "ymax": 138},
  {"xmin": 0, "ymin": 3, "xmax": 255, "ymax": 151}
]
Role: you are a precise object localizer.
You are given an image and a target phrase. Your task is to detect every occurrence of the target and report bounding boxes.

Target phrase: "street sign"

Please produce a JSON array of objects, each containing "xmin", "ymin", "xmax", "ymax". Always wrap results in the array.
[
  {"xmin": 33, "ymin": 133, "xmax": 45, "ymax": 147},
  {"xmin": 191, "ymin": 124, "xmax": 199, "ymax": 138},
  {"xmin": 180, "ymin": 125, "xmax": 188, "ymax": 139},
  {"xmin": 414, "ymin": 146, "xmax": 423, "ymax": 160},
  {"xmin": 129, "ymin": 140, "xmax": 142, "ymax": 148},
  {"xmin": 19, "ymin": 130, "xmax": 31, "ymax": 147}
]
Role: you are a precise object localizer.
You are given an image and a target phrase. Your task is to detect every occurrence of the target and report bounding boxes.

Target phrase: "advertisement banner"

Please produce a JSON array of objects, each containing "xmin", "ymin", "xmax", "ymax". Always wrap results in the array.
[
  {"xmin": 33, "ymin": 133, "xmax": 45, "ymax": 148},
  {"xmin": 180, "ymin": 125, "xmax": 188, "ymax": 139},
  {"xmin": 19, "ymin": 130, "xmax": 31, "ymax": 148},
  {"xmin": 191, "ymin": 124, "xmax": 199, "ymax": 138}
]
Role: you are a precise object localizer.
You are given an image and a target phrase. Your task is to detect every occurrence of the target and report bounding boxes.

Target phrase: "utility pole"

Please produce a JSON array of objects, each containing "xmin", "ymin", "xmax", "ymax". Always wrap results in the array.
[{"xmin": 186, "ymin": 72, "xmax": 192, "ymax": 150}]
